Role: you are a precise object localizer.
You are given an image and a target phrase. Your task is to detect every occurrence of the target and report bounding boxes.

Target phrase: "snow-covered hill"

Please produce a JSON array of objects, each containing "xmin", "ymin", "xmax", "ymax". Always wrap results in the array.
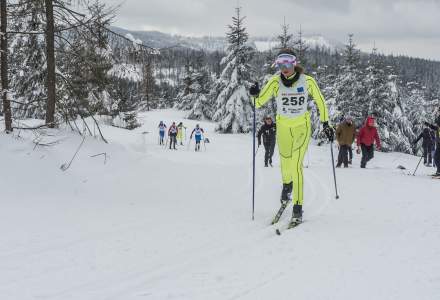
[
  {"xmin": 1, "ymin": 109, "xmax": 439, "ymax": 299},
  {"xmin": 111, "ymin": 26, "xmax": 344, "ymax": 52}
]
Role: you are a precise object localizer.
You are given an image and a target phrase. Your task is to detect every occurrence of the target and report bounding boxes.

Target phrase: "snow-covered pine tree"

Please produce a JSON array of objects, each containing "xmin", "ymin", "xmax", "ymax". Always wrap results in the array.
[
  {"xmin": 140, "ymin": 53, "xmax": 157, "ymax": 111},
  {"xmin": 212, "ymin": 7, "xmax": 255, "ymax": 133},
  {"xmin": 365, "ymin": 48, "xmax": 410, "ymax": 152},
  {"xmin": 257, "ymin": 50, "xmax": 277, "ymax": 122},
  {"xmin": 310, "ymin": 64, "xmax": 338, "ymax": 138},
  {"xmin": 277, "ymin": 18, "xmax": 293, "ymax": 50},
  {"xmin": 174, "ymin": 49, "xmax": 213, "ymax": 119},
  {"xmin": 174, "ymin": 64, "xmax": 193, "ymax": 110},
  {"xmin": 293, "ymin": 25, "xmax": 309, "ymax": 67},
  {"xmin": 58, "ymin": 0, "xmax": 113, "ymax": 120},
  {"xmin": 9, "ymin": 0, "xmax": 47, "ymax": 119},
  {"xmin": 402, "ymin": 81, "xmax": 429, "ymax": 152},
  {"xmin": 186, "ymin": 69, "xmax": 212, "ymax": 120},
  {"xmin": 333, "ymin": 34, "xmax": 368, "ymax": 126}
]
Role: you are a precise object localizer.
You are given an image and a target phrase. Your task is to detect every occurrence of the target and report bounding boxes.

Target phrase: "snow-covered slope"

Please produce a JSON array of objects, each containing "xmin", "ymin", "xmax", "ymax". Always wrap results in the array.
[{"xmin": 1, "ymin": 109, "xmax": 439, "ymax": 300}]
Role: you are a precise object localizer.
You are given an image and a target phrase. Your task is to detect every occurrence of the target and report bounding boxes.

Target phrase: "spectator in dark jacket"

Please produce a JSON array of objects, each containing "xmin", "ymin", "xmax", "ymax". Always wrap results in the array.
[
  {"xmin": 356, "ymin": 116, "xmax": 381, "ymax": 168},
  {"xmin": 413, "ymin": 126, "xmax": 435, "ymax": 166},
  {"xmin": 336, "ymin": 116, "xmax": 356, "ymax": 168},
  {"xmin": 424, "ymin": 111, "xmax": 440, "ymax": 176},
  {"xmin": 257, "ymin": 116, "xmax": 276, "ymax": 167}
]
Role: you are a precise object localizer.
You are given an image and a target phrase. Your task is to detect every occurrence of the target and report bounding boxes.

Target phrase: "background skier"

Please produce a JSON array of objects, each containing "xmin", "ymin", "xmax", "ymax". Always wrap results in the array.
[
  {"xmin": 356, "ymin": 116, "xmax": 381, "ymax": 168},
  {"xmin": 158, "ymin": 121, "xmax": 167, "ymax": 145},
  {"xmin": 190, "ymin": 124, "xmax": 205, "ymax": 152},
  {"xmin": 257, "ymin": 116, "xmax": 276, "ymax": 167},
  {"xmin": 177, "ymin": 122, "xmax": 187, "ymax": 145},
  {"xmin": 249, "ymin": 48, "xmax": 332, "ymax": 228},
  {"xmin": 168, "ymin": 122, "xmax": 178, "ymax": 150}
]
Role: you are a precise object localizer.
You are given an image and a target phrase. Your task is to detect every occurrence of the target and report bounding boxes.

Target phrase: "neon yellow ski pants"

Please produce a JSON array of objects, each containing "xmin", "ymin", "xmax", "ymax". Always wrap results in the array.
[
  {"xmin": 276, "ymin": 113, "xmax": 311, "ymax": 205},
  {"xmin": 177, "ymin": 129, "xmax": 184, "ymax": 143}
]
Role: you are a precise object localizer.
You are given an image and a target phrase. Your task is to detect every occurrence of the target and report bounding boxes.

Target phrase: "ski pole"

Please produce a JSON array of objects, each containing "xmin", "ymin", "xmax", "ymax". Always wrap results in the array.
[
  {"xmin": 330, "ymin": 141, "xmax": 340, "ymax": 199},
  {"xmin": 163, "ymin": 136, "xmax": 169, "ymax": 149},
  {"xmin": 412, "ymin": 155, "xmax": 423, "ymax": 176},
  {"xmin": 307, "ymin": 149, "xmax": 311, "ymax": 168},
  {"xmin": 186, "ymin": 138, "xmax": 191, "ymax": 151},
  {"xmin": 255, "ymin": 144, "xmax": 260, "ymax": 156},
  {"xmin": 304, "ymin": 149, "xmax": 310, "ymax": 168},
  {"xmin": 252, "ymin": 96, "xmax": 256, "ymax": 220}
]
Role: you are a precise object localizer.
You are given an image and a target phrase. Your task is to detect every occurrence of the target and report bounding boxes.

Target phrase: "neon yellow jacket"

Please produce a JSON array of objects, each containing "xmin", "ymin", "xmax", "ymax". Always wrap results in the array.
[{"xmin": 254, "ymin": 74, "xmax": 329, "ymax": 123}]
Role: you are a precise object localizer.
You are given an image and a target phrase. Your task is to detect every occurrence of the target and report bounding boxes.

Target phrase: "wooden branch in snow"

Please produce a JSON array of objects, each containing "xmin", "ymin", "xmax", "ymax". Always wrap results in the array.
[
  {"xmin": 12, "ymin": 122, "xmax": 55, "ymax": 130},
  {"xmin": 90, "ymin": 152, "xmax": 107, "ymax": 164}
]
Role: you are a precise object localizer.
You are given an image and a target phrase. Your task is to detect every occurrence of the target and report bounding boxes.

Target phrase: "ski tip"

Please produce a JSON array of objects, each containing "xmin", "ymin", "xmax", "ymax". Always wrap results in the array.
[{"xmin": 275, "ymin": 229, "xmax": 281, "ymax": 235}]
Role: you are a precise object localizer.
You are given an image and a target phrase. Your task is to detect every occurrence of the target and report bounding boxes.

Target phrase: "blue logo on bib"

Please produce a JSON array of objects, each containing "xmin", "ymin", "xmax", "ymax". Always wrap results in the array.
[{"xmin": 297, "ymin": 87, "xmax": 304, "ymax": 93}]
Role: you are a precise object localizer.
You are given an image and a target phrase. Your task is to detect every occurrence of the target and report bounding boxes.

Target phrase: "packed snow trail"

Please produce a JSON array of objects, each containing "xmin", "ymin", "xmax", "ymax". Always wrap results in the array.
[{"xmin": 1, "ymin": 109, "xmax": 440, "ymax": 300}]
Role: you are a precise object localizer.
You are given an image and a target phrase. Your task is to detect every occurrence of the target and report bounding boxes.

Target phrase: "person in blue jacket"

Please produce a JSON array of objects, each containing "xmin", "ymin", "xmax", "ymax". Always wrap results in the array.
[
  {"xmin": 190, "ymin": 124, "xmax": 205, "ymax": 152},
  {"xmin": 158, "ymin": 121, "xmax": 167, "ymax": 145}
]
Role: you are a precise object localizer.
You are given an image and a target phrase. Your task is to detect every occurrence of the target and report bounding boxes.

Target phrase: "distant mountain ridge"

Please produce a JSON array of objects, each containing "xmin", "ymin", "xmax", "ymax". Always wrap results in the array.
[{"xmin": 110, "ymin": 26, "xmax": 345, "ymax": 52}]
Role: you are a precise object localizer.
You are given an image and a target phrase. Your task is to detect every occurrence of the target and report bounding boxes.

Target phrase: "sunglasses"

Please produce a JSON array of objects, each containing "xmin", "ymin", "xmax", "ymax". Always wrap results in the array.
[{"xmin": 274, "ymin": 54, "xmax": 297, "ymax": 69}]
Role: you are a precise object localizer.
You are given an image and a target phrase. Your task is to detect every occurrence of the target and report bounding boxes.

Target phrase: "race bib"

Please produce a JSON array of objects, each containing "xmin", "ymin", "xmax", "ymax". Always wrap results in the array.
[
  {"xmin": 279, "ymin": 93, "xmax": 307, "ymax": 117},
  {"xmin": 277, "ymin": 75, "xmax": 308, "ymax": 118}
]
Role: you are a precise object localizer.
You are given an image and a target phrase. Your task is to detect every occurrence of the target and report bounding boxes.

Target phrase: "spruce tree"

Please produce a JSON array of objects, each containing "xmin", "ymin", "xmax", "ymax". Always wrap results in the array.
[
  {"xmin": 277, "ymin": 18, "xmax": 293, "ymax": 50},
  {"xmin": 9, "ymin": 0, "xmax": 47, "ymax": 119},
  {"xmin": 212, "ymin": 7, "xmax": 255, "ymax": 133},
  {"xmin": 333, "ymin": 34, "xmax": 367, "ymax": 125}
]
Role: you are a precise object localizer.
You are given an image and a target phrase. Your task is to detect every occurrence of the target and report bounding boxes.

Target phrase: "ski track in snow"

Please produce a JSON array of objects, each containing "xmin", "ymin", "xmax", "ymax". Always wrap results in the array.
[{"xmin": 1, "ymin": 109, "xmax": 440, "ymax": 300}]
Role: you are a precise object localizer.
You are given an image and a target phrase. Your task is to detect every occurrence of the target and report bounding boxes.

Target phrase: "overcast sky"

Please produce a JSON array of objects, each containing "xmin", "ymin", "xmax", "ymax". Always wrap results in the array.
[{"xmin": 103, "ymin": 0, "xmax": 440, "ymax": 61}]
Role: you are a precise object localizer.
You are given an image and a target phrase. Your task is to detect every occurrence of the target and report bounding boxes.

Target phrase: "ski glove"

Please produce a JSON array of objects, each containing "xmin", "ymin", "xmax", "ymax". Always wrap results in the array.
[
  {"xmin": 249, "ymin": 82, "xmax": 260, "ymax": 97},
  {"xmin": 322, "ymin": 122, "xmax": 334, "ymax": 142}
]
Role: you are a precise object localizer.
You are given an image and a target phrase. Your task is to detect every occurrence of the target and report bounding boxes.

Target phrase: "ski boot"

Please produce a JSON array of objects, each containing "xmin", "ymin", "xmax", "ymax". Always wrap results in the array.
[
  {"xmin": 287, "ymin": 204, "xmax": 303, "ymax": 229},
  {"xmin": 271, "ymin": 182, "xmax": 292, "ymax": 225}
]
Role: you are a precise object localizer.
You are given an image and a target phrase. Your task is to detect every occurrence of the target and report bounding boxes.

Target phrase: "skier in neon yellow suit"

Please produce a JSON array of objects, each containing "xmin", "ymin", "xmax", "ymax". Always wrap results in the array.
[{"xmin": 250, "ymin": 48, "xmax": 334, "ymax": 226}]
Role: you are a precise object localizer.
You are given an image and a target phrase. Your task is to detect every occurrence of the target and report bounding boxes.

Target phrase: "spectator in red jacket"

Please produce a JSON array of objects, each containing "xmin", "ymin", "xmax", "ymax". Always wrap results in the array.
[{"xmin": 356, "ymin": 116, "xmax": 381, "ymax": 168}]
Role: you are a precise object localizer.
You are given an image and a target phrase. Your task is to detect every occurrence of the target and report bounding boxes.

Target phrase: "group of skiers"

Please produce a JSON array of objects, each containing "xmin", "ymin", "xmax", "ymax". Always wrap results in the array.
[
  {"xmin": 335, "ymin": 111, "xmax": 440, "ymax": 175},
  {"xmin": 158, "ymin": 121, "xmax": 206, "ymax": 151},
  {"xmin": 335, "ymin": 115, "xmax": 381, "ymax": 169},
  {"xmin": 249, "ymin": 47, "xmax": 440, "ymax": 230}
]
